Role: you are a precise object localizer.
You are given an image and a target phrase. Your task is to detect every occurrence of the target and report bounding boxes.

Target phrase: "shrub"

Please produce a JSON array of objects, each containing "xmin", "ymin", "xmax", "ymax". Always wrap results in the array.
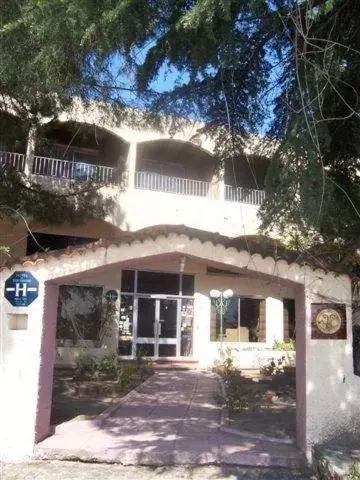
[
  {"xmin": 273, "ymin": 339, "xmax": 296, "ymax": 351},
  {"xmin": 348, "ymin": 461, "xmax": 360, "ymax": 480},
  {"xmin": 213, "ymin": 346, "xmax": 236, "ymax": 377},
  {"xmin": 75, "ymin": 349, "xmax": 97, "ymax": 379},
  {"xmin": 97, "ymin": 352, "xmax": 117, "ymax": 378},
  {"xmin": 260, "ymin": 356, "xmax": 286, "ymax": 376}
]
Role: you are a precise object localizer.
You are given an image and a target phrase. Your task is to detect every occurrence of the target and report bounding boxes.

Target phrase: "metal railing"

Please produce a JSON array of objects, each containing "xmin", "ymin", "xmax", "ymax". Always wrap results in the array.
[
  {"xmin": 225, "ymin": 184, "xmax": 265, "ymax": 205},
  {"xmin": 32, "ymin": 155, "xmax": 116, "ymax": 183},
  {"xmin": 0, "ymin": 151, "xmax": 26, "ymax": 172},
  {"xmin": 134, "ymin": 171, "xmax": 213, "ymax": 198},
  {"xmin": 0, "ymin": 151, "xmax": 265, "ymax": 206}
]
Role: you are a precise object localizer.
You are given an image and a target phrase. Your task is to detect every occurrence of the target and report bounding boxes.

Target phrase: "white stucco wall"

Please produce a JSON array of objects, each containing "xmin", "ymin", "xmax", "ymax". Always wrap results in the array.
[
  {"xmin": 0, "ymin": 233, "xmax": 358, "ymax": 461},
  {"xmin": 113, "ymin": 189, "xmax": 260, "ymax": 236},
  {"xmin": 0, "ymin": 271, "xmax": 47, "ymax": 461}
]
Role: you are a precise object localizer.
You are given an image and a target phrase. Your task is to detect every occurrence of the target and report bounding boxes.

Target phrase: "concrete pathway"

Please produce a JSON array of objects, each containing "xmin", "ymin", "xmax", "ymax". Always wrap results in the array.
[{"xmin": 35, "ymin": 371, "xmax": 303, "ymax": 468}]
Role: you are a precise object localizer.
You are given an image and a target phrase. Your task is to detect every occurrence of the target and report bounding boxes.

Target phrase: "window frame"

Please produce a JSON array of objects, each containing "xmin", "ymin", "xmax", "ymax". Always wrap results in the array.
[{"xmin": 210, "ymin": 294, "xmax": 267, "ymax": 344}]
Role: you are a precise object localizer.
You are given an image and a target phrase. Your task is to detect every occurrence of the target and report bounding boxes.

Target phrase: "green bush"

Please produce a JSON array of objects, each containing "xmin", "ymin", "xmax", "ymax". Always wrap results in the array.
[
  {"xmin": 97, "ymin": 352, "xmax": 117, "ymax": 377},
  {"xmin": 75, "ymin": 349, "xmax": 97, "ymax": 378},
  {"xmin": 116, "ymin": 362, "xmax": 137, "ymax": 390},
  {"xmin": 348, "ymin": 461, "xmax": 360, "ymax": 480},
  {"xmin": 260, "ymin": 356, "xmax": 286, "ymax": 376},
  {"xmin": 273, "ymin": 339, "xmax": 296, "ymax": 351}
]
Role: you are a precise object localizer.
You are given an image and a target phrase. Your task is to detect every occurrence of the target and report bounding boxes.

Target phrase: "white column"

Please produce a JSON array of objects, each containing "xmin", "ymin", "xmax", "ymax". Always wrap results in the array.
[
  {"xmin": 126, "ymin": 141, "xmax": 137, "ymax": 190},
  {"xmin": 0, "ymin": 271, "xmax": 47, "ymax": 461},
  {"xmin": 24, "ymin": 125, "xmax": 37, "ymax": 176},
  {"xmin": 211, "ymin": 163, "xmax": 225, "ymax": 200},
  {"xmin": 265, "ymin": 297, "xmax": 284, "ymax": 346}
]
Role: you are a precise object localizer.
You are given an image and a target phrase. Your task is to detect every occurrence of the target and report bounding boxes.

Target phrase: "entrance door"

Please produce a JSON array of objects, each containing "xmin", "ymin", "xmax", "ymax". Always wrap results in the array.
[
  {"xmin": 136, "ymin": 297, "xmax": 178, "ymax": 357},
  {"xmin": 158, "ymin": 299, "xmax": 177, "ymax": 357}
]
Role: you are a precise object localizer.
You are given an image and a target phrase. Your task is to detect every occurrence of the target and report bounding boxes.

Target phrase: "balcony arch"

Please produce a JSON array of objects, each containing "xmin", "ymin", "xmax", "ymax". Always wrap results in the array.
[
  {"xmin": 0, "ymin": 110, "xmax": 28, "ymax": 154},
  {"xmin": 34, "ymin": 120, "xmax": 129, "ymax": 181},
  {"xmin": 137, "ymin": 139, "xmax": 216, "ymax": 179}
]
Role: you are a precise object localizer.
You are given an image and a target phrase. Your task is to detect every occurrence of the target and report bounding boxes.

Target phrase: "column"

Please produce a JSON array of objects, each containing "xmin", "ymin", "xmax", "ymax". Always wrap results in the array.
[
  {"xmin": 35, "ymin": 282, "xmax": 60, "ymax": 443},
  {"xmin": 211, "ymin": 163, "xmax": 225, "ymax": 200},
  {"xmin": 24, "ymin": 124, "xmax": 37, "ymax": 176},
  {"xmin": 0, "ymin": 270, "xmax": 48, "ymax": 460},
  {"xmin": 265, "ymin": 297, "xmax": 284, "ymax": 346},
  {"xmin": 125, "ymin": 141, "xmax": 137, "ymax": 190}
]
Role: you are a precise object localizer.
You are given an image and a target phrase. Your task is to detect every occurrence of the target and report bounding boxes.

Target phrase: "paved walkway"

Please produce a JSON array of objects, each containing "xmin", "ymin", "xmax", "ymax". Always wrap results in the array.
[{"xmin": 35, "ymin": 371, "xmax": 302, "ymax": 468}]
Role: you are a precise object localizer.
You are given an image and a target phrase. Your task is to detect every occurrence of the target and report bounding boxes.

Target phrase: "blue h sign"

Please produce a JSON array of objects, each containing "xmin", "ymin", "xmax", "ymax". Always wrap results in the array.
[{"xmin": 4, "ymin": 271, "xmax": 39, "ymax": 307}]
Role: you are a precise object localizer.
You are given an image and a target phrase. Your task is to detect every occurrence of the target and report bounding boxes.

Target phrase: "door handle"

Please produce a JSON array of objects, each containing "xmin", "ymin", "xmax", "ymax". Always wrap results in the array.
[{"xmin": 158, "ymin": 322, "xmax": 162, "ymax": 336}]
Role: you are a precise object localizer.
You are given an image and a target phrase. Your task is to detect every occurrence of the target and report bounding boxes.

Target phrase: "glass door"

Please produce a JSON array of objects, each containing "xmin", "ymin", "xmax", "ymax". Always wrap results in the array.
[
  {"xmin": 132, "ymin": 295, "xmax": 194, "ymax": 358},
  {"xmin": 158, "ymin": 298, "xmax": 178, "ymax": 357},
  {"xmin": 136, "ymin": 297, "xmax": 156, "ymax": 356}
]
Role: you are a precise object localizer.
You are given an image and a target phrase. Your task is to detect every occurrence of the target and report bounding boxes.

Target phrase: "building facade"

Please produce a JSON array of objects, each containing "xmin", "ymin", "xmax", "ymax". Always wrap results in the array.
[{"xmin": 0, "ymin": 104, "xmax": 294, "ymax": 368}]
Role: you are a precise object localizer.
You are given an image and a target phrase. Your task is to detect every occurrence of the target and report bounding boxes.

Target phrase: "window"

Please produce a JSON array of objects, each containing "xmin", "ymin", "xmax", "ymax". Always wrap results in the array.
[
  {"xmin": 137, "ymin": 271, "xmax": 179, "ymax": 295},
  {"xmin": 27, "ymin": 233, "xmax": 96, "ymax": 255},
  {"xmin": 182, "ymin": 275, "xmax": 195, "ymax": 296},
  {"xmin": 210, "ymin": 296, "xmax": 266, "ymax": 342},
  {"xmin": 283, "ymin": 299, "xmax": 296, "ymax": 340},
  {"xmin": 120, "ymin": 270, "xmax": 195, "ymax": 296},
  {"xmin": 56, "ymin": 285, "xmax": 103, "ymax": 344},
  {"xmin": 121, "ymin": 270, "xmax": 135, "ymax": 293}
]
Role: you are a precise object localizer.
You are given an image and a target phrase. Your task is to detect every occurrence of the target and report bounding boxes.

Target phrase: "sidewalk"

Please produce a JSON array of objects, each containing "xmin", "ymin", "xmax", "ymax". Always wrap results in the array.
[{"xmin": 35, "ymin": 370, "xmax": 303, "ymax": 468}]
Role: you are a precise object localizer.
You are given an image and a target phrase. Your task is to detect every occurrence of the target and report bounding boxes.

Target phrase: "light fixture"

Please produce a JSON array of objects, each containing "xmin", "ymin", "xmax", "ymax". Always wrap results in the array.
[
  {"xmin": 209, "ymin": 288, "xmax": 234, "ymax": 350},
  {"xmin": 223, "ymin": 289, "xmax": 234, "ymax": 299},
  {"xmin": 210, "ymin": 289, "xmax": 221, "ymax": 299}
]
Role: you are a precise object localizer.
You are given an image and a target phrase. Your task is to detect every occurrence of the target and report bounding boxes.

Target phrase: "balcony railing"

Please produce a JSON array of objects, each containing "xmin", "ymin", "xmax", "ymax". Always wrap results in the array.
[
  {"xmin": 0, "ymin": 151, "xmax": 265, "ymax": 205},
  {"xmin": 32, "ymin": 155, "xmax": 116, "ymax": 183},
  {"xmin": 134, "ymin": 171, "xmax": 213, "ymax": 198},
  {"xmin": 0, "ymin": 151, "xmax": 26, "ymax": 171},
  {"xmin": 225, "ymin": 184, "xmax": 265, "ymax": 205}
]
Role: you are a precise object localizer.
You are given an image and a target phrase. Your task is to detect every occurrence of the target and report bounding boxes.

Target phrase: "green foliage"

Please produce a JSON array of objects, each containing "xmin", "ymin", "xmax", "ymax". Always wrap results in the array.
[
  {"xmin": 348, "ymin": 461, "xmax": 360, "ymax": 480},
  {"xmin": 116, "ymin": 362, "xmax": 137, "ymax": 391},
  {"xmin": 75, "ymin": 349, "xmax": 97, "ymax": 379},
  {"xmin": 260, "ymin": 356, "xmax": 286, "ymax": 376},
  {"xmin": 213, "ymin": 346, "xmax": 236, "ymax": 378},
  {"xmin": 1, "ymin": 0, "xmax": 360, "ymax": 260},
  {"xmin": 97, "ymin": 352, "xmax": 117, "ymax": 378},
  {"xmin": 273, "ymin": 339, "xmax": 296, "ymax": 351}
]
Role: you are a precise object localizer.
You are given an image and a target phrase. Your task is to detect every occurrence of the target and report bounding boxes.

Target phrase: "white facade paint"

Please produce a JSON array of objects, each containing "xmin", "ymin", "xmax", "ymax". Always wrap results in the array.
[{"xmin": 0, "ymin": 234, "xmax": 358, "ymax": 462}]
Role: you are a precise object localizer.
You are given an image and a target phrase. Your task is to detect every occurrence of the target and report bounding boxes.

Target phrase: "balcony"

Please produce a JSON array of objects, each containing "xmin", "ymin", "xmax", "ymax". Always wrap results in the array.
[{"xmin": 0, "ymin": 151, "xmax": 265, "ymax": 206}]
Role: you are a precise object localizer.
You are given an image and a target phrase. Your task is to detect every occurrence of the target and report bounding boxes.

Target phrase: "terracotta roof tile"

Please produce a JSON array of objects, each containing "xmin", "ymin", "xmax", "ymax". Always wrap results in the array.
[{"xmin": 0, "ymin": 224, "xmax": 349, "ymax": 274}]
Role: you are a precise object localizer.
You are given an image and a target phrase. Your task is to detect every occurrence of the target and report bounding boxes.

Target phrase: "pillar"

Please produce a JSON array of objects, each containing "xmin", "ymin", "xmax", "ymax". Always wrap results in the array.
[
  {"xmin": 296, "ymin": 273, "xmax": 360, "ymax": 463},
  {"xmin": 211, "ymin": 163, "xmax": 225, "ymax": 200},
  {"xmin": 265, "ymin": 297, "xmax": 284, "ymax": 346},
  {"xmin": 125, "ymin": 141, "xmax": 137, "ymax": 190},
  {"xmin": 0, "ymin": 269, "xmax": 48, "ymax": 461},
  {"xmin": 24, "ymin": 124, "xmax": 37, "ymax": 176},
  {"xmin": 35, "ymin": 282, "xmax": 60, "ymax": 442}
]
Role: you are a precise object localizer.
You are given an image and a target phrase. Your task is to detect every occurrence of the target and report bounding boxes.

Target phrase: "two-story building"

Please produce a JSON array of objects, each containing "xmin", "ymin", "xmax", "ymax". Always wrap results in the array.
[{"xmin": 0, "ymin": 102, "xmax": 296, "ymax": 368}]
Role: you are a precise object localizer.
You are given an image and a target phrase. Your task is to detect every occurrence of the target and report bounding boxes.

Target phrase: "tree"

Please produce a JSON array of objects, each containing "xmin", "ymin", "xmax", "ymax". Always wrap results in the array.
[{"xmin": 125, "ymin": 0, "xmax": 360, "ymax": 259}]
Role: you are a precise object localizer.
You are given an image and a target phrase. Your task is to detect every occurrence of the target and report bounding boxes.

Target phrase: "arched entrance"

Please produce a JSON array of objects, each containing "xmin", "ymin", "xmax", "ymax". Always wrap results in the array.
[{"xmin": 0, "ymin": 227, "xmax": 357, "ymax": 462}]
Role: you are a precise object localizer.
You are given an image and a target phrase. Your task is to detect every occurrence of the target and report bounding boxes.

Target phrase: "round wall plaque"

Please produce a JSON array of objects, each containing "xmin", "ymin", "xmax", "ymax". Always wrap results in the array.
[{"xmin": 315, "ymin": 308, "xmax": 342, "ymax": 334}]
